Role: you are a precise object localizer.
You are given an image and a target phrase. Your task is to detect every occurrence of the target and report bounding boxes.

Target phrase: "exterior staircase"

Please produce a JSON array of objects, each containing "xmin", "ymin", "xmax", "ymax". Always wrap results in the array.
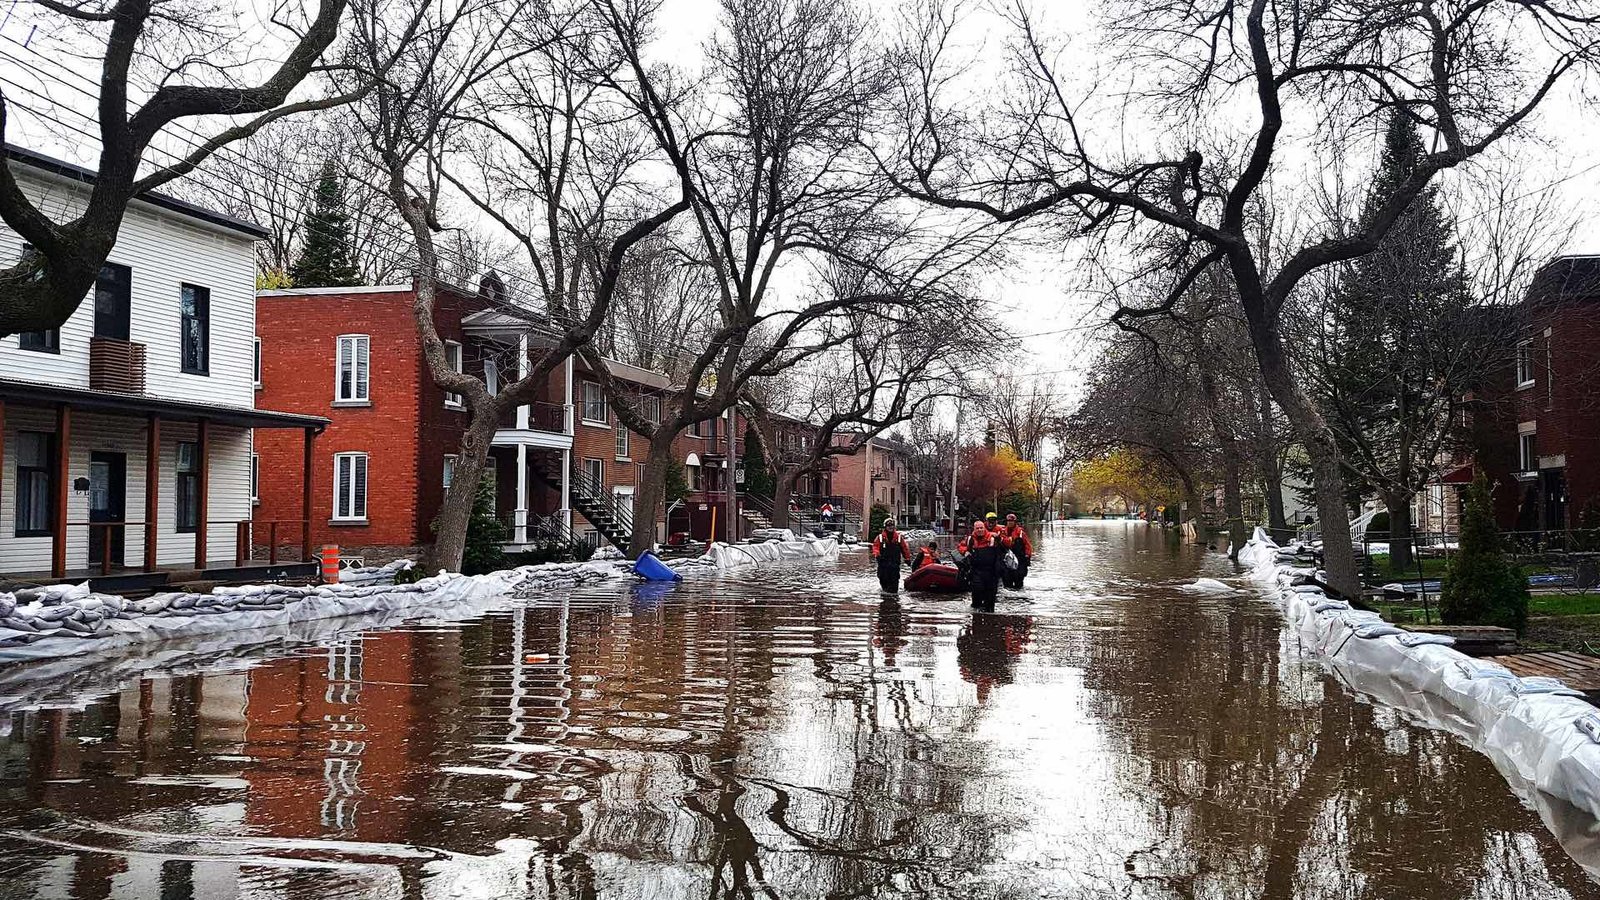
[
  {"xmin": 741, "ymin": 493, "xmax": 775, "ymax": 531},
  {"xmin": 528, "ymin": 458, "xmax": 633, "ymax": 552}
]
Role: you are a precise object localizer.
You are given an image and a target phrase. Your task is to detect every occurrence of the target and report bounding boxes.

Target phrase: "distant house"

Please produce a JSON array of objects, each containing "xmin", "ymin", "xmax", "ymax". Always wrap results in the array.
[
  {"xmin": 0, "ymin": 145, "xmax": 325, "ymax": 584},
  {"xmin": 833, "ymin": 433, "xmax": 928, "ymax": 534}
]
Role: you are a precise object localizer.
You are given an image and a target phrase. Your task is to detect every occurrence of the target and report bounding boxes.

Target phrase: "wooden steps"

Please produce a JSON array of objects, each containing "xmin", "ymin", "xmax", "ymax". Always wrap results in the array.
[{"xmin": 1486, "ymin": 651, "xmax": 1600, "ymax": 696}]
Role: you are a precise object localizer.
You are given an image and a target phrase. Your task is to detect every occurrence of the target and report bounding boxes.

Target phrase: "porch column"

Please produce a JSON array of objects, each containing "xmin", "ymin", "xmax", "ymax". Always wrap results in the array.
[
  {"xmin": 194, "ymin": 418, "xmax": 210, "ymax": 569},
  {"xmin": 560, "ymin": 447, "xmax": 572, "ymax": 533},
  {"xmin": 51, "ymin": 404, "xmax": 68, "ymax": 579},
  {"xmin": 563, "ymin": 355, "xmax": 574, "ymax": 434},
  {"xmin": 302, "ymin": 428, "xmax": 316, "ymax": 561},
  {"xmin": 514, "ymin": 443, "xmax": 529, "ymax": 544},
  {"xmin": 144, "ymin": 415, "xmax": 160, "ymax": 571},
  {"xmin": 516, "ymin": 333, "xmax": 530, "ymax": 430}
]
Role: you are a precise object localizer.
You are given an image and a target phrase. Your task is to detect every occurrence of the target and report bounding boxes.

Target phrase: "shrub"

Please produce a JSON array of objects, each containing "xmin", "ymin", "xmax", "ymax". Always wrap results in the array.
[
  {"xmin": 571, "ymin": 539, "xmax": 597, "ymax": 562},
  {"xmin": 869, "ymin": 503, "xmax": 891, "ymax": 534},
  {"xmin": 461, "ymin": 475, "xmax": 510, "ymax": 575},
  {"xmin": 1440, "ymin": 474, "xmax": 1528, "ymax": 633},
  {"xmin": 1367, "ymin": 510, "xmax": 1391, "ymax": 538}
]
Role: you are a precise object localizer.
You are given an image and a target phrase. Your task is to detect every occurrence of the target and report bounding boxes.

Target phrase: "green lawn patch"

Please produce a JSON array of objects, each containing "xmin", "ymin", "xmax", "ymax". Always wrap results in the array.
[{"xmin": 1529, "ymin": 592, "xmax": 1600, "ymax": 618}]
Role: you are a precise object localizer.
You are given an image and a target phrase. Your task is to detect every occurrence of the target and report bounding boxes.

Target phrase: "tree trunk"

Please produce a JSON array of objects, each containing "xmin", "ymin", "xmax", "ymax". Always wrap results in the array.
[
  {"xmin": 1384, "ymin": 491, "xmax": 1415, "ymax": 572},
  {"xmin": 771, "ymin": 469, "xmax": 797, "ymax": 530},
  {"xmin": 1223, "ymin": 453, "xmax": 1246, "ymax": 560},
  {"xmin": 427, "ymin": 407, "xmax": 501, "ymax": 572},
  {"xmin": 1256, "ymin": 388, "xmax": 1289, "ymax": 536},
  {"xmin": 628, "ymin": 434, "xmax": 674, "ymax": 558}
]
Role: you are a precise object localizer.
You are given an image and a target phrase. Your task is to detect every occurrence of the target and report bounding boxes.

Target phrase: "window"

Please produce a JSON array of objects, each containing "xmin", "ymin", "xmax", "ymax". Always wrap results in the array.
[
  {"xmin": 484, "ymin": 357, "xmax": 499, "ymax": 396},
  {"xmin": 637, "ymin": 463, "xmax": 647, "ymax": 485},
  {"xmin": 14, "ymin": 431, "xmax": 54, "ymax": 536},
  {"xmin": 253, "ymin": 337, "xmax": 263, "ymax": 387},
  {"xmin": 180, "ymin": 284, "xmax": 210, "ymax": 374},
  {"xmin": 336, "ymin": 335, "xmax": 370, "ymax": 403},
  {"xmin": 176, "ymin": 442, "xmax": 200, "ymax": 533},
  {"xmin": 615, "ymin": 425, "xmax": 630, "ymax": 460},
  {"xmin": 443, "ymin": 341, "xmax": 463, "ymax": 407},
  {"xmin": 444, "ymin": 454, "xmax": 457, "ymax": 489},
  {"xmin": 1520, "ymin": 431, "xmax": 1538, "ymax": 473},
  {"xmin": 581, "ymin": 381, "xmax": 607, "ymax": 424},
  {"xmin": 334, "ymin": 453, "xmax": 369, "ymax": 521},
  {"xmin": 250, "ymin": 453, "xmax": 260, "ymax": 504},
  {"xmin": 685, "ymin": 464, "xmax": 701, "ymax": 491},
  {"xmin": 689, "ymin": 419, "xmax": 702, "ymax": 438},
  {"xmin": 643, "ymin": 395, "xmax": 661, "ymax": 426},
  {"xmin": 16, "ymin": 246, "xmax": 58, "ymax": 353},
  {"xmin": 583, "ymin": 457, "xmax": 604, "ymax": 487},
  {"xmin": 1516, "ymin": 340, "xmax": 1535, "ymax": 388}
]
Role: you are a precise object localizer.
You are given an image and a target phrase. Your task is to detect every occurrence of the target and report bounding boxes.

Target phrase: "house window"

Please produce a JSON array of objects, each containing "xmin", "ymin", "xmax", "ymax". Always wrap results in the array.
[
  {"xmin": 583, "ymin": 457, "xmax": 604, "ymax": 487},
  {"xmin": 1520, "ymin": 431, "xmax": 1538, "ymax": 473},
  {"xmin": 581, "ymin": 381, "xmax": 607, "ymax": 424},
  {"xmin": 180, "ymin": 284, "xmax": 210, "ymax": 375},
  {"xmin": 443, "ymin": 341, "xmax": 463, "ymax": 407},
  {"xmin": 176, "ymin": 442, "xmax": 200, "ymax": 533},
  {"xmin": 484, "ymin": 357, "xmax": 499, "ymax": 396},
  {"xmin": 253, "ymin": 337, "xmax": 263, "ymax": 387},
  {"xmin": 250, "ymin": 453, "xmax": 260, "ymax": 504},
  {"xmin": 15, "ymin": 245, "xmax": 57, "ymax": 353},
  {"xmin": 336, "ymin": 335, "xmax": 370, "ymax": 403},
  {"xmin": 643, "ymin": 395, "xmax": 661, "ymax": 426},
  {"xmin": 334, "ymin": 453, "xmax": 368, "ymax": 521},
  {"xmin": 689, "ymin": 419, "xmax": 702, "ymax": 438},
  {"xmin": 616, "ymin": 425, "xmax": 630, "ymax": 460},
  {"xmin": 686, "ymin": 464, "xmax": 702, "ymax": 492},
  {"xmin": 444, "ymin": 454, "xmax": 457, "ymax": 489},
  {"xmin": 1516, "ymin": 340, "xmax": 1535, "ymax": 388},
  {"xmin": 636, "ymin": 463, "xmax": 647, "ymax": 485},
  {"xmin": 14, "ymin": 431, "xmax": 54, "ymax": 536}
]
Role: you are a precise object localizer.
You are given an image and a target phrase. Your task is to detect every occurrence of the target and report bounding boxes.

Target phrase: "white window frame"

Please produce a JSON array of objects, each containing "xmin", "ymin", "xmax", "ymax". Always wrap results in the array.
[
  {"xmin": 333, "ymin": 452, "xmax": 369, "ymax": 521},
  {"xmin": 615, "ymin": 425, "xmax": 630, "ymax": 461},
  {"xmin": 335, "ymin": 335, "xmax": 370, "ymax": 404},
  {"xmin": 1519, "ymin": 430, "xmax": 1538, "ymax": 473},
  {"xmin": 583, "ymin": 457, "xmax": 605, "ymax": 487},
  {"xmin": 443, "ymin": 341, "xmax": 463, "ymax": 408},
  {"xmin": 643, "ymin": 395, "xmax": 661, "ymax": 426},
  {"xmin": 484, "ymin": 357, "xmax": 499, "ymax": 396},
  {"xmin": 250, "ymin": 452, "xmax": 260, "ymax": 504},
  {"xmin": 581, "ymin": 380, "xmax": 609, "ymax": 426},
  {"xmin": 253, "ymin": 336, "xmax": 262, "ymax": 389},
  {"xmin": 443, "ymin": 454, "xmax": 457, "ymax": 489},
  {"xmin": 1515, "ymin": 339, "xmax": 1535, "ymax": 389}
]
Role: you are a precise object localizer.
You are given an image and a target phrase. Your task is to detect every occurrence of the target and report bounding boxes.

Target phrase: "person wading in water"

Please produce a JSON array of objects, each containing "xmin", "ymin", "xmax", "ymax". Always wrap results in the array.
[
  {"xmin": 871, "ymin": 519, "xmax": 913, "ymax": 593},
  {"xmin": 999, "ymin": 513, "xmax": 1034, "ymax": 589},
  {"xmin": 963, "ymin": 520, "xmax": 1005, "ymax": 609}
]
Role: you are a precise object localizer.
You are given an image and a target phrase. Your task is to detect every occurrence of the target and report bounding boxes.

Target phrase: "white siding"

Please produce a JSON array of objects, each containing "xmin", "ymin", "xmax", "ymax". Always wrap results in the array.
[
  {"xmin": 0, "ymin": 168, "xmax": 258, "ymax": 408},
  {"xmin": 0, "ymin": 409, "xmax": 253, "ymax": 574}
]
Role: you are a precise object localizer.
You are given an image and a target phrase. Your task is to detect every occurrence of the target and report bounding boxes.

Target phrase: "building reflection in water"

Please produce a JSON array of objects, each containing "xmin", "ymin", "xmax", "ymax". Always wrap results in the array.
[{"xmin": 0, "ymin": 533, "xmax": 1598, "ymax": 899}]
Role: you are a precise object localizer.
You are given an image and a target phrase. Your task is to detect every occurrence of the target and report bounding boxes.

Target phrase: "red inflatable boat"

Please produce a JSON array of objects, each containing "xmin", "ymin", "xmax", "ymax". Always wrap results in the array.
[{"xmin": 904, "ymin": 562, "xmax": 963, "ymax": 593}]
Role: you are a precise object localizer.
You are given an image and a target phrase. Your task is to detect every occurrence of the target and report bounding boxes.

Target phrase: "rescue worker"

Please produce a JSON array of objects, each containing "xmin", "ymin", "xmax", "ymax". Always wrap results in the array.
[
  {"xmin": 912, "ymin": 541, "xmax": 941, "ymax": 570},
  {"xmin": 985, "ymin": 511, "xmax": 1001, "ymax": 536},
  {"xmin": 999, "ymin": 512, "xmax": 1034, "ymax": 588},
  {"xmin": 963, "ymin": 520, "xmax": 1005, "ymax": 609},
  {"xmin": 871, "ymin": 518, "xmax": 914, "ymax": 592}
]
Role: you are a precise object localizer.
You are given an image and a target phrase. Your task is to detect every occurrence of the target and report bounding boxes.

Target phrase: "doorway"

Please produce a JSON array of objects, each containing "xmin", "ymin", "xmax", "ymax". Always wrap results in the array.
[{"xmin": 88, "ymin": 451, "xmax": 127, "ymax": 569}]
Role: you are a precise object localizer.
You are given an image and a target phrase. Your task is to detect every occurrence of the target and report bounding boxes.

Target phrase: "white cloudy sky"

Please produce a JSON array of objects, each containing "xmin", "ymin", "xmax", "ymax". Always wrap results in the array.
[{"xmin": 2, "ymin": 0, "xmax": 1598, "ymax": 411}]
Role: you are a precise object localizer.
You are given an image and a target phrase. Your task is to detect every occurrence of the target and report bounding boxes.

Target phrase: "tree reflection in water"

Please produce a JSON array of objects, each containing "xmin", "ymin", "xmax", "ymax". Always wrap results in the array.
[{"xmin": 0, "ymin": 526, "xmax": 1596, "ymax": 899}]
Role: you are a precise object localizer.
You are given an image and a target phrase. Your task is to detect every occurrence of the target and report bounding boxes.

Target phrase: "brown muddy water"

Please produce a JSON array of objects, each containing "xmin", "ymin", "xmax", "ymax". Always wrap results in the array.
[{"xmin": 1, "ymin": 521, "xmax": 1599, "ymax": 899}]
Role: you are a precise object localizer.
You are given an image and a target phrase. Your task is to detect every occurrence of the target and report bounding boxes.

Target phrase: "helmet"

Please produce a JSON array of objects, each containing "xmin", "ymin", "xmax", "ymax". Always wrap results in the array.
[
  {"xmin": 883, "ymin": 518, "xmax": 896, "ymax": 530},
  {"xmin": 985, "ymin": 512, "xmax": 998, "ymax": 520},
  {"xmin": 1006, "ymin": 513, "xmax": 1018, "ymax": 522}
]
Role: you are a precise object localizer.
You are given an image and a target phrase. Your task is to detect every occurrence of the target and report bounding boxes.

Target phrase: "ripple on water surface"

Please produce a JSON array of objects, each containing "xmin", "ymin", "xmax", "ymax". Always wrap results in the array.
[{"xmin": 1, "ymin": 521, "xmax": 1598, "ymax": 899}]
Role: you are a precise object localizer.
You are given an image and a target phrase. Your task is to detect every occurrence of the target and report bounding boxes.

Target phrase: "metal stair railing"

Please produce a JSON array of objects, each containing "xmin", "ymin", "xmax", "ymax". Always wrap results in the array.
[{"xmin": 569, "ymin": 462, "xmax": 633, "ymax": 547}]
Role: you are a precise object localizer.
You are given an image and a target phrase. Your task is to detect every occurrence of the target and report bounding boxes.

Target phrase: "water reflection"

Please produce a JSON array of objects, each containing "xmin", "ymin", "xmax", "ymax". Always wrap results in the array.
[{"xmin": 0, "ymin": 522, "xmax": 1596, "ymax": 898}]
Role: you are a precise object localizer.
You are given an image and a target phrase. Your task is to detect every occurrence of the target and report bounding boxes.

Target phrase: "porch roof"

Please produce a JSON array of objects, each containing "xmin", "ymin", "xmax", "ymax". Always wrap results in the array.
[{"xmin": 0, "ymin": 378, "xmax": 329, "ymax": 431}]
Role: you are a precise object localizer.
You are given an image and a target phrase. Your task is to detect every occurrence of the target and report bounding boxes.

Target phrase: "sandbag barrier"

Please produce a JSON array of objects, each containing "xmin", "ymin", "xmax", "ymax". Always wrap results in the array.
[
  {"xmin": 0, "ymin": 560, "xmax": 632, "ymax": 665},
  {"xmin": 1242, "ymin": 527, "xmax": 1600, "ymax": 831},
  {"xmin": 671, "ymin": 536, "xmax": 841, "ymax": 574}
]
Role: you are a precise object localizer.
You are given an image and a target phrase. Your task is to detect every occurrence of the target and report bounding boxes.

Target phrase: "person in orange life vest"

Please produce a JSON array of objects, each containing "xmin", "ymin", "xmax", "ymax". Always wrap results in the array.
[
  {"xmin": 912, "ymin": 540, "xmax": 941, "ymax": 570},
  {"xmin": 871, "ymin": 519, "xmax": 914, "ymax": 592},
  {"xmin": 999, "ymin": 512, "xmax": 1034, "ymax": 588},
  {"xmin": 985, "ymin": 511, "xmax": 1002, "ymax": 536},
  {"xmin": 964, "ymin": 519, "xmax": 1005, "ymax": 609}
]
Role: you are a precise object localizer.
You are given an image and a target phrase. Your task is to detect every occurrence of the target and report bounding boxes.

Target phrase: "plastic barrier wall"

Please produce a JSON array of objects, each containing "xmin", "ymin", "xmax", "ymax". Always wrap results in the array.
[{"xmin": 1243, "ymin": 527, "xmax": 1600, "ymax": 874}]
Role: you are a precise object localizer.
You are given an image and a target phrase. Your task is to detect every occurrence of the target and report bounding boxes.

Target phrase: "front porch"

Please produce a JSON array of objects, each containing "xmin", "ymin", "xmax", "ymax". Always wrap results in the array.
[{"xmin": 0, "ymin": 378, "xmax": 327, "ymax": 581}]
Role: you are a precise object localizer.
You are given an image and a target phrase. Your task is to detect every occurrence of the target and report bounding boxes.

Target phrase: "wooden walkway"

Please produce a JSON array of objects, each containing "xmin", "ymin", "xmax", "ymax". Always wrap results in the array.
[{"xmin": 1486, "ymin": 651, "xmax": 1600, "ymax": 695}]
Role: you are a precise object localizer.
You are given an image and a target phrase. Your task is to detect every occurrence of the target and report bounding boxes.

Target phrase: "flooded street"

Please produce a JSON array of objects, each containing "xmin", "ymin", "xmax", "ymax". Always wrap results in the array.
[{"xmin": 2, "ymin": 522, "xmax": 1599, "ymax": 898}]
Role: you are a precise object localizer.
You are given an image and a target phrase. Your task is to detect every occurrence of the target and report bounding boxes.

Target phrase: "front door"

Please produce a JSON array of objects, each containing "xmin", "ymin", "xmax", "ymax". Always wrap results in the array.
[
  {"xmin": 88, "ymin": 451, "xmax": 127, "ymax": 568},
  {"xmin": 1543, "ymin": 468, "xmax": 1568, "ymax": 532}
]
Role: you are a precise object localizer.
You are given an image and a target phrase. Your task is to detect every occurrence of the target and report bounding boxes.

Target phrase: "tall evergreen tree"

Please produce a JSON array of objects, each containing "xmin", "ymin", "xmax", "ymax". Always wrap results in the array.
[
  {"xmin": 288, "ymin": 160, "xmax": 363, "ymax": 288},
  {"xmin": 1312, "ymin": 113, "xmax": 1482, "ymax": 569}
]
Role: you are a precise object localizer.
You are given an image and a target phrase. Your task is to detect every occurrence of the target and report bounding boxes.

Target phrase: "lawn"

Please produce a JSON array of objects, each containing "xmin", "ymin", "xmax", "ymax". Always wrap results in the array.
[
  {"xmin": 1370, "ymin": 591, "xmax": 1600, "ymax": 654},
  {"xmin": 1365, "ymin": 554, "xmax": 1451, "ymax": 579}
]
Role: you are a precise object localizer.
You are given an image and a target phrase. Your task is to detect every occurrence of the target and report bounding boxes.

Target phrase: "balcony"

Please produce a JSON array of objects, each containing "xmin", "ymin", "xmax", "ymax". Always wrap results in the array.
[
  {"xmin": 89, "ymin": 337, "xmax": 146, "ymax": 394},
  {"xmin": 492, "ymin": 400, "xmax": 574, "ymax": 450}
]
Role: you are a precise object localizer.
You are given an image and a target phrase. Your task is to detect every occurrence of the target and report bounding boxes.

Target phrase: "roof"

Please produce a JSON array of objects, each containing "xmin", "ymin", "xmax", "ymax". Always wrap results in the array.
[
  {"xmin": 0, "ymin": 378, "xmax": 329, "ymax": 431},
  {"xmin": 258, "ymin": 285, "xmax": 417, "ymax": 297},
  {"xmin": 1524, "ymin": 256, "xmax": 1600, "ymax": 306},
  {"xmin": 575, "ymin": 357, "xmax": 672, "ymax": 390},
  {"xmin": 5, "ymin": 144, "xmax": 270, "ymax": 240}
]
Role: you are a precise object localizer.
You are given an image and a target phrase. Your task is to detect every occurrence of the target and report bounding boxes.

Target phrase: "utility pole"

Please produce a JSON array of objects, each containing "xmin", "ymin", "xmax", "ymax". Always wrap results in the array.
[
  {"xmin": 726, "ymin": 403, "xmax": 740, "ymax": 544},
  {"xmin": 949, "ymin": 396, "xmax": 962, "ymax": 532}
]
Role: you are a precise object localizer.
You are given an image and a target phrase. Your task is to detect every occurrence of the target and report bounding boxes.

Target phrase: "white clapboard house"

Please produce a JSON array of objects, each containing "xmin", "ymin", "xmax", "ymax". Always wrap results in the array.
[{"xmin": 0, "ymin": 145, "xmax": 326, "ymax": 587}]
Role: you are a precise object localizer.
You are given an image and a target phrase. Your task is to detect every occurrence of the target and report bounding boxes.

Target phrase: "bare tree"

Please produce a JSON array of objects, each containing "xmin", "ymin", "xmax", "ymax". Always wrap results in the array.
[
  {"xmin": 884, "ymin": 0, "xmax": 1600, "ymax": 597},
  {"xmin": 0, "ymin": 0, "xmax": 364, "ymax": 335},
  {"xmin": 351, "ymin": 0, "xmax": 689, "ymax": 570}
]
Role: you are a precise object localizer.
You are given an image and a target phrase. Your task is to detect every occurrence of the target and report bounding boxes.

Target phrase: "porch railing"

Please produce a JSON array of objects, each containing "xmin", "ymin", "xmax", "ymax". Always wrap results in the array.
[{"xmin": 59, "ymin": 518, "xmax": 312, "ymax": 576}]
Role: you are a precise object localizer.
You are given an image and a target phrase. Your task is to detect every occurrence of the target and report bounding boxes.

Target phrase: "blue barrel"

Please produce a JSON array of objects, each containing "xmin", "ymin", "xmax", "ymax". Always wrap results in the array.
[{"xmin": 633, "ymin": 550, "xmax": 683, "ymax": 582}]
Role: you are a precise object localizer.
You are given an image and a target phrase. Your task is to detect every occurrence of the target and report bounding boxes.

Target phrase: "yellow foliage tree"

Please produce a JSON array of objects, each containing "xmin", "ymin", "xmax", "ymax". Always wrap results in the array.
[{"xmin": 1070, "ymin": 449, "xmax": 1183, "ymax": 512}]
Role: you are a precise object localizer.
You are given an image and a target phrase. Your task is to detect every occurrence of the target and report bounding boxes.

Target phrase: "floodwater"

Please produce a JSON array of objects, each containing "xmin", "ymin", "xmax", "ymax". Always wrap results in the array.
[{"xmin": 2, "ymin": 523, "xmax": 1599, "ymax": 899}]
